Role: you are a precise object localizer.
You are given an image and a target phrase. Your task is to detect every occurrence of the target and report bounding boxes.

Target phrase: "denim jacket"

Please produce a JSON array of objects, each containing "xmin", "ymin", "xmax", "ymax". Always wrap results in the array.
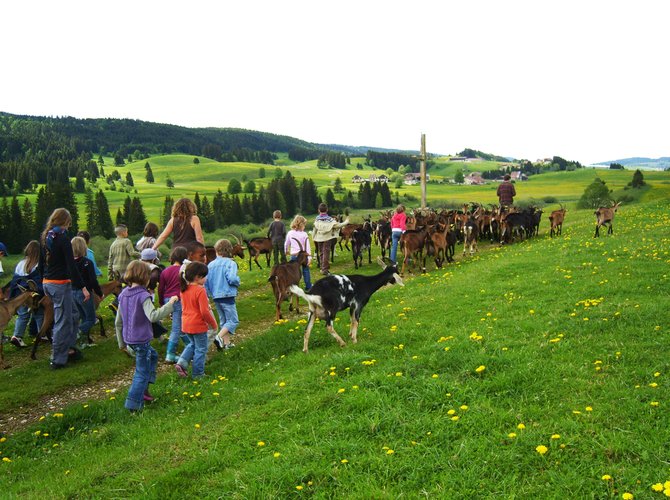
[{"xmin": 205, "ymin": 257, "xmax": 240, "ymax": 299}]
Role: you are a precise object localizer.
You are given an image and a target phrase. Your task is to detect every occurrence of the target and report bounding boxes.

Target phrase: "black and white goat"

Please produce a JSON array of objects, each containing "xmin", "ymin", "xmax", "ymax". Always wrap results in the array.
[{"xmin": 290, "ymin": 257, "xmax": 404, "ymax": 353}]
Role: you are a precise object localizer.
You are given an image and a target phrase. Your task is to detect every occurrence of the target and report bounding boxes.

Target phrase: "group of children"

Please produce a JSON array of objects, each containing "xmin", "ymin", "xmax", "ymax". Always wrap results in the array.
[{"xmin": 113, "ymin": 231, "xmax": 241, "ymax": 412}]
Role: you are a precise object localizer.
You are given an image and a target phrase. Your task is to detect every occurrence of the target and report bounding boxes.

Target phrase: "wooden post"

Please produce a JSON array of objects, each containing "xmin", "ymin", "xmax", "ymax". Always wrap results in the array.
[{"xmin": 420, "ymin": 133, "xmax": 427, "ymax": 209}]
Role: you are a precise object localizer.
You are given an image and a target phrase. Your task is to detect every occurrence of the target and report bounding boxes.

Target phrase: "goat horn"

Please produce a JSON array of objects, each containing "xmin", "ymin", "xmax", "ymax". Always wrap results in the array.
[{"xmin": 228, "ymin": 234, "xmax": 241, "ymax": 245}]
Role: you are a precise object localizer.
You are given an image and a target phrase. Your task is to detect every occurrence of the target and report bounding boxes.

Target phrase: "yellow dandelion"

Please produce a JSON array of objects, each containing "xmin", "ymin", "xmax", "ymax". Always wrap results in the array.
[
  {"xmin": 551, "ymin": 434, "xmax": 561, "ymax": 440},
  {"xmin": 2, "ymin": 457, "xmax": 11, "ymax": 463},
  {"xmin": 341, "ymin": 459, "xmax": 349, "ymax": 464},
  {"xmin": 517, "ymin": 423, "xmax": 526, "ymax": 430},
  {"xmin": 0, "ymin": 437, "xmax": 5, "ymax": 443},
  {"xmin": 279, "ymin": 381, "xmax": 286, "ymax": 387},
  {"xmin": 460, "ymin": 405, "xmax": 469, "ymax": 411},
  {"xmin": 451, "ymin": 416, "xmax": 460, "ymax": 421},
  {"xmin": 652, "ymin": 484, "xmax": 664, "ymax": 492},
  {"xmin": 508, "ymin": 432, "xmax": 517, "ymax": 439},
  {"xmin": 257, "ymin": 441, "xmax": 266, "ymax": 447},
  {"xmin": 395, "ymin": 372, "xmax": 403, "ymax": 377},
  {"xmin": 213, "ymin": 392, "xmax": 220, "ymax": 397},
  {"xmin": 296, "ymin": 485, "xmax": 303, "ymax": 490},
  {"xmin": 585, "ymin": 406, "xmax": 593, "ymax": 412},
  {"xmin": 622, "ymin": 493, "xmax": 633, "ymax": 500},
  {"xmin": 651, "ymin": 401, "xmax": 659, "ymax": 407},
  {"xmin": 386, "ymin": 449, "xmax": 395, "ymax": 455},
  {"xmin": 536, "ymin": 445, "xmax": 548, "ymax": 455},
  {"xmin": 337, "ymin": 388, "xmax": 345, "ymax": 394},
  {"xmin": 273, "ymin": 452, "xmax": 281, "ymax": 458},
  {"xmin": 194, "ymin": 424, "xmax": 201, "ymax": 429},
  {"xmin": 475, "ymin": 365, "xmax": 486, "ymax": 373},
  {"xmin": 432, "ymin": 374, "xmax": 439, "ymax": 379},
  {"xmin": 602, "ymin": 475, "xmax": 612, "ymax": 481}
]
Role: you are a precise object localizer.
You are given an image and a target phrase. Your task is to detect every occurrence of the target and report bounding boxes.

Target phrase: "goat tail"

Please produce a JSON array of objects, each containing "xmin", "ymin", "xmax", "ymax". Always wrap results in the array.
[{"xmin": 289, "ymin": 285, "xmax": 322, "ymax": 308}]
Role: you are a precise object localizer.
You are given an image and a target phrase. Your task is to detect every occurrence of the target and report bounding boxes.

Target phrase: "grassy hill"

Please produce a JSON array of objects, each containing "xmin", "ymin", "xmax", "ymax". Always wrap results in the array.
[{"xmin": 1, "ymin": 174, "xmax": 670, "ymax": 497}]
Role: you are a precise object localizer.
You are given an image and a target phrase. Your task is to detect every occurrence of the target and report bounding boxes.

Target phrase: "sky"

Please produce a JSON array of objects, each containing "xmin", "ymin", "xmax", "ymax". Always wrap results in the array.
[{"xmin": 1, "ymin": 0, "xmax": 668, "ymax": 165}]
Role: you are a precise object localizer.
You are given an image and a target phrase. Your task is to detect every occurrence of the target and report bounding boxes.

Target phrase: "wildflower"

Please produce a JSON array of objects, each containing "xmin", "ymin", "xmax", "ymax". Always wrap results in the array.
[
  {"xmin": 194, "ymin": 424, "xmax": 201, "ymax": 429},
  {"xmin": 53, "ymin": 413, "xmax": 64, "ymax": 418},
  {"xmin": 395, "ymin": 372, "xmax": 403, "ymax": 377},
  {"xmin": 296, "ymin": 485, "xmax": 303, "ymax": 491},
  {"xmin": 536, "ymin": 445, "xmax": 548, "ymax": 455},
  {"xmin": 2, "ymin": 457, "xmax": 11, "ymax": 463},
  {"xmin": 585, "ymin": 406, "xmax": 593, "ymax": 412},
  {"xmin": 0, "ymin": 437, "xmax": 5, "ymax": 443},
  {"xmin": 650, "ymin": 401, "xmax": 659, "ymax": 407},
  {"xmin": 273, "ymin": 452, "xmax": 281, "ymax": 458},
  {"xmin": 551, "ymin": 434, "xmax": 561, "ymax": 440},
  {"xmin": 386, "ymin": 449, "xmax": 395, "ymax": 455},
  {"xmin": 602, "ymin": 475, "xmax": 612, "ymax": 481},
  {"xmin": 517, "ymin": 423, "xmax": 526, "ymax": 430},
  {"xmin": 451, "ymin": 416, "xmax": 459, "ymax": 422},
  {"xmin": 508, "ymin": 432, "xmax": 517, "ymax": 439},
  {"xmin": 622, "ymin": 493, "xmax": 633, "ymax": 500},
  {"xmin": 213, "ymin": 392, "xmax": 220, "ymax": 397},
  {"xmin": 652, "ymin": 484, "xmax": 664, "ymax": 492},
  {"xmin": 460, "ymin": 405, "xmax": 469, "ymax": 411},
  {"xmin": 432, "ymin": 374, "xmax": 439, "ymax": 379},
  {"xmin": 257, "ymin": 441, "xmax": 266, "ymax": 447},
  {"xmin": 475, "ymin": 365, "xmax": 486, "ymax": 373},
  {"xmin": 341, "ymin": 459, "xmax": 349, "ymax": 464},
  {"xmin": 279, "ymin": 381, "xmax": 286, "ymax": 387},
  {"xmin": 337, "ymin": 388, "xmax": 345, "ymax": 394}
]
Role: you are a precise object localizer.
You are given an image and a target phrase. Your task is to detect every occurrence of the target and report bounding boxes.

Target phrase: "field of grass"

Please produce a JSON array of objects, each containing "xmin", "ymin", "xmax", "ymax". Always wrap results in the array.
[{"xmin": 1, "ymin": 173, "xmax": 669, "ymax": 497}]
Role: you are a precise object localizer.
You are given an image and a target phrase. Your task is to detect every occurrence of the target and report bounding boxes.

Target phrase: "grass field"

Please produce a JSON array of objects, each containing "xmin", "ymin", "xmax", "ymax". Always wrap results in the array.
[{"xmin": 1, "ymin": 170, "xmax": 669, "ymax": 497}]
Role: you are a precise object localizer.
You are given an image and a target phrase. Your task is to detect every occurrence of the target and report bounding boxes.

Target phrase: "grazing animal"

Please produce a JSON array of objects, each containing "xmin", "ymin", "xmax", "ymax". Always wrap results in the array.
[
  {"xmin": 206, "ymin": 235, "xmax": 245, "ymax": 264},
  {"xmin": 375, "ymin": 219, "xmax": 392, "ymax": 260},
  {"xmin": 268, "ymin": 238, "xmax": 309, "ymax": 321},
  {"xmin": 244, "ymin": 237, "xmax": 273, "ymax": 270},
  {"xmin": 30, "ymin": 280, "xmax": 123, "ymax": 360},
  {"xmin": 594, "ymin": 202, "xmax": 621, "ymax": 237},
  {"xmin": 351, "ymin": 221, "xmax": 373, "ymax": 269},
  {"xmin": 462, "ymin": 215, "xmax": 479, "ymax": 255},
  {"xmin": 338, "ymin": 223, "xmax": 364, "ymax": 251},
  {"xmin": 549, "ymin": 205, "xmax": 567, "ymax": 237},
  {"xmin": 400, "ymin": 226, "xmax": 429, "ymax": 275},
  {"xmin": 0, "ymin": 282, "xmax": 39, "ymax": 369},
  {"xmin": 290, "ymin": 257, "xmax": 404, "ymax": 353}
]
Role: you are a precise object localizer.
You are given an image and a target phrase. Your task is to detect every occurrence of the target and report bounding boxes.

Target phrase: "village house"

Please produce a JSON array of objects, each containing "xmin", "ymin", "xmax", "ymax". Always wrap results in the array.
[
  {"xmin": 463, "ymin": 172, "xmax": 486, "ymax": 185},
  {"xmin": 510, "ymin": 171, "xmax": 528, "ymax": 181},
  {"xmin": 351, "ymin": 173, "xmax": 390, "ymax": 184},
  {"xmin": 404, "ymin": 172, "xmax": 429, "ymax": 185}
]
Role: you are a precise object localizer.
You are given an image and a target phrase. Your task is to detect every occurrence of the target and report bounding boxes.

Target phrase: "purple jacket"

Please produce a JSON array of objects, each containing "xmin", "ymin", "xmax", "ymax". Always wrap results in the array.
[{"xmin": 117, "ymin": 285, "xmax": 173, "ymax": 344}]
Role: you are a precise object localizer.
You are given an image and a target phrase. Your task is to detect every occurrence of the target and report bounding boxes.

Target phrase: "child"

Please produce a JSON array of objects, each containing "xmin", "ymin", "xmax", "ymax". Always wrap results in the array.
[
  {"xmin": 206, "ymin": 239, "xmax": 240, "ymax": 350},
  {"xmin": 136, "ymin": 222, "xmax": 160, "ymax": 253},
  {"xmin": 77, "ymin": 231, "xmax": 103, "ymax": 277},
  {"xmin": 116, "ymin": 261, "xmax": 178, "ymax": 411},
  {"xmin": 158, "ymin": 246, "xmax": 189, "ymax": 363},
  {"xmin": 9, "ymin": 240, "xmax": 44, "ymax": 348},
  {"xmin": 72, "ymin": 236, "xmax": 103, "ymax": 349},
  {"xmin": 175, "ymin": 262, "xmax": 217, "ymax": 379},
  {"xmin": 108, "ymin": 224, "xmax": 140, "ymax": 281},
  {"xmin": 285, "ymin": 215, "xmax": 313, "ymax": 291},
  {"xmin": 185, "ymin": 240, "xmax": 207, "ymax": 265},
  {"xmin": 267, "ymin": 210, "xmax": 287, "ymax": 266},
  {"xmin": 140, "ymin": 248, "xmax": 163, "ymax": 295},
  {"xmin": 312, "ymin": 203, "xmax": 348, "ymax": 275}
]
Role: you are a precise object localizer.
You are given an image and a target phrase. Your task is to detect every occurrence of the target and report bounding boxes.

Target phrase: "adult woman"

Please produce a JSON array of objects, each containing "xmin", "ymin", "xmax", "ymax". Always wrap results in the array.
[
  {"xmin": 152, "ymin": 198, "xmax": 204, "ymax": 251},
  {"xmin": 39, "ymin": 208, "xmax": 89, "ymax": 369},
  {"xmin": 390, "ymin": 204, "xmax": 407, "ymax": 264}
]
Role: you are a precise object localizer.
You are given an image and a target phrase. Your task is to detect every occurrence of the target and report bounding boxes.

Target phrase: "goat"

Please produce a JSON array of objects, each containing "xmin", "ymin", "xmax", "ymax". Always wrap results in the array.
[
  {"xmin": 0, "ymin": 282, "xmax": 39, "ymax": 369},
  {"xmin": 375, "ymin": 219, "xmax": 392, "ymax": 260},
  {"xmin": 549, "ymin": 205, "xmax": 567, "ymax": 237},
  {"xmin": 351, "ymin": 221, "xmax": 373, "ymax": 269},
  {"xmin": 462, "ymin": 215, "xmax": 479, "ymax": 255},
  {"xmin": 268, "ymin": 238, "xmax": 309, "ymax": 321},
  {"xmin": 400, "ymin": 226, "xmax": 429, "ymax": 275},
  {"xmin": 290, "ymin": 257, "xmax": 404, "ymax": 353},
  {"xmin": 206, "ymin": 234, "xmax": 245, "ymax": 264},
  {"xmin": 426, "ymin": 223, "xmax": 457, "ymax": 268},
  {"xmin": 244, "ymin": 237, "xmax": 272, "ymax": 270},
  {"xmin": 594, "ymin": 202, "xmax": 621, "ymax": 237},
  {"xmin": 30, "ymin": 280, "xmax": 123, "ymax": 360},
  {"xmin": 338, "ymin": 223, "xmax": 363, "ymax": 251}
]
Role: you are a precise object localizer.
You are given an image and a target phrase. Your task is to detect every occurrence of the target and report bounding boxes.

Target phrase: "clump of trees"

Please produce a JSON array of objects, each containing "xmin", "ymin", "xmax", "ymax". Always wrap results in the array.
[{"xmin": 578, "ymin": 177, "xmax": 612, "ymax": 209}]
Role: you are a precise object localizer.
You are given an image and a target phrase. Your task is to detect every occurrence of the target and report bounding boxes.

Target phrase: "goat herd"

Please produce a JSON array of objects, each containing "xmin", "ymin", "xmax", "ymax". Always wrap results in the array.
[{"xmin": 0, "ymin": 202, "xmax": 622, "ymax": 366}]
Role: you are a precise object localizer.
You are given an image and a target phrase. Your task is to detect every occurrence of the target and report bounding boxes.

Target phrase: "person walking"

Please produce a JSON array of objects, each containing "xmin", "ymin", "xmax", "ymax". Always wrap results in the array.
[
  {"xmin": 285, "ymin": 215, "xmax": 313, "ymax": 290},
  {"xmin": 311, "ymin": 203, "xmax": 348, "ymax": 275},
  {"xmin": 390, "ymin": 204, "xmax": 407, "ymax": 264},
  {"xmin": 206, "ymin": 239, "xmax": 240, "ymax": 351},
  {"xmin": 267, "ymin": 210, "xmax": 287, "ymax": 266},
  {"xmin": 152, "ymin": 198, "xmax": 204, "ymax": 251},
  {"xmin": 9, "ymin": 240, "xmax": 44, "ymax": 348},
  {"xmin": 116, "ymin": 260, "xmax": 177, "ymax": 412},
  {"xmin": 39, "ymin": 208, "xmax": 89, "ymax": 369},
  {"xmin": 497, "ymin": 174, "xmax": 516, "ymax": 208}
]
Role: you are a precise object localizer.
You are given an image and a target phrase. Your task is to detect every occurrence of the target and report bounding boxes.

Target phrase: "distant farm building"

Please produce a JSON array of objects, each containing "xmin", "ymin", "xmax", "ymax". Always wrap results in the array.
[
  {"xmin": 404, "ymin": 172, "xmax": 429, "ymax": 185},
  {"xmin": 352, "ymin": 174, "xmax": 389, "ymax": 184},
  {"xmin": 464, "ymin": 172, "xmax": 486, "ymax": 185},
  {"xmin": 510, "ymin": 171, "xmax": 528, "ymax": 181}
]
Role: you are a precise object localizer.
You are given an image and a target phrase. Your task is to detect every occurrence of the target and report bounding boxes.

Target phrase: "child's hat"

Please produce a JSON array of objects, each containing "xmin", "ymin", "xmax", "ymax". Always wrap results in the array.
[
  {"xmin": 140, "ymin": 248, "xmax": 158, "ymax": 261},
  {"xmin": 0, "ymin": 242, "xmax": 8, "ymax": 255}
]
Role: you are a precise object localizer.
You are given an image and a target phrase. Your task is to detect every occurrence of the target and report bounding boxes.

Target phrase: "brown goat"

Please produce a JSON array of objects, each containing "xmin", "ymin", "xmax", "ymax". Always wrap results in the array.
[
  {"xmin": 594, "ymin": 202, "xmax": 621, "ymax": 237},
  {"xmin": 268, "ymin": 238, "xmax": 309, "ymax": 321},
  {"xmin": 549, "ymin": 205, "xmax": 567, "ymax": 237},
  {"xmin": 1, "ymin": 283, "xmax": 39, "ymax": 369},
  {"xmin": 400, "ymin": 226, "xmax": 428, "ymax": 275},
  {"xmin": 244, "ymin": 237, "xmax": 272, "ymax": 270}
]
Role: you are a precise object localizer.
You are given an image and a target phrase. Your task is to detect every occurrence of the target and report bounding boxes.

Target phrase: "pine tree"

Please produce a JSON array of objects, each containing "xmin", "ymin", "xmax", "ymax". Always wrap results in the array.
[
  {"xmin": 166, "ymin": 174, "xmax": 174, "ymax": 189},
  {"xmin": 161, "ymin": 195, "xmax": 174, "ymax": 226},
  {"xmin": 200, "ymin": 196, "xmax": 215, "ymax": 232},
  {"xmin": 194, "ymin": 192, "xmax": 201, "ymax": 214},
  {"xmin": 126, "ymin": 172, "xmax": 134, "ymax": 187},
  {"xmin": 145, "ymin": 165, "xmax": 154, "ymax": 183},
  {"xmin": 94, "ymin": 190, "xmax": 115, "ymax": 238},
  {"xmin": 631, "ymin": 169, "xmax": 645, "ymax": 188},
  {"xmin": 213, "ymin": 189, "xmax": 225, "ymax": 229},
  {"xmin": 115, "ymin": 208, "xmax": 124, "ymax": 226},
  {"xmin": 8, "ymin": 196, "xmax": 24, "ymax": 253},
  {"xmin": 21, "ymin": 198, "xmax": 35, "ymax": 242},
  {"xmin": 128, "ymin": 197, "xmax": 147, "ymax": 235},
  {"xmin": 280, "ymin": 171, "xmax": 298, "ymax": 217},
  {"xmin": 84, "ymin": 188, "xmax": 95, "ymax": 231}
]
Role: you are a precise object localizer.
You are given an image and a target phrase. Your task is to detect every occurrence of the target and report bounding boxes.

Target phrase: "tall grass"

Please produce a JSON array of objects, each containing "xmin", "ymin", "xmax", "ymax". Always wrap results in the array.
[{"xmin": 1, "ymin": 184, "xmax": 669, "ymax": 497}]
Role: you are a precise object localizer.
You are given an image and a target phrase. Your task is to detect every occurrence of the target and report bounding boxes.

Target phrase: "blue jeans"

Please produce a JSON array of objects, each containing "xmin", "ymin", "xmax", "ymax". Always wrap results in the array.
[
  {"xmin": 13, "ymin": 305, "xmax": 44, "ymax": 338},
  {"xmin": 177, "ymin": 333, "xmax": 208, "ymax": 378},
  {"xmin": 44, "ymin": 282, "xmax": 79, "ymax": 365},
  {"xmin": 390, "ymin": 231, "xmax": 402, "ymax": 263},
  {"xmin": 73, "ymin": 289, "xmax": 96, "ymax": 339},
  {"xmin": 214, "ymin": 299, "xmax": 239, "ymax": 335},
  {"xmin": 290, "ymin": 256, "xmax": 312, "ymax": 290},
  {"xmin": 163, "ymin": 298, "xmax": 190, "ymax": 345},
  {"xmin": 125, "ymin": 342, "xmax": 158, "ymax": 411}
]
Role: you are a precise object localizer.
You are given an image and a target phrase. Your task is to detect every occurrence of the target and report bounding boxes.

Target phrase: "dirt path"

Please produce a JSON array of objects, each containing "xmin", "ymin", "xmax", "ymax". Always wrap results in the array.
[{"xmin": 0, "ymin": 313, "xmax": 278, "ymax": 435}]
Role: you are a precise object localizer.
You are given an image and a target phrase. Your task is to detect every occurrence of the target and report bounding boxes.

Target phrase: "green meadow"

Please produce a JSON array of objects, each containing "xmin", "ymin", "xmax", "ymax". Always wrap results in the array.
[{"xmin": 1, "ymin": 164, "xmax": 670, "ymax": 498}]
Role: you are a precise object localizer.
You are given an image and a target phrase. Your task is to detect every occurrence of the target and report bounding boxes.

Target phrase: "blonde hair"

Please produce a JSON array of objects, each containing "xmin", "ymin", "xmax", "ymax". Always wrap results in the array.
[
  {"xmin": 171, "ymin": 198, "xmax": 197, "ymax": 220},
  {"xmin": 396, "ymin": 204, "xmax": 405, "ymax": 214},
  {"xmin": 291, "ymin": 215, "xmax": 307, "ymax": 230},
  {"xmin": 22, "ymin": 240, "xmax": 41, "ymax": 272},
  {"xmin": 124, "ymin": 260, "xmax": 151, "ymax": 287},
  {"xmin": 215, "ymin": 239, "xmax": 233, "ymax": 257},
  {"xmin": 41, "ymin": 208, "xmax": 72, "ymax": 246},
  {"xmin": 71, "ymin": 236, "xmax": 88, "ymax": 258},
  {"xmin": 114, "ymin": 224, "xmax": 128, "ymax": 236}
]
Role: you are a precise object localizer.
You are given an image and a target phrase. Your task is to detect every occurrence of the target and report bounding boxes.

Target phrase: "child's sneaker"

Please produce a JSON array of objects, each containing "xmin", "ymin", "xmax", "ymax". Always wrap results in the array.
[
  {"xmin": 165, "ymin": 353, "xmax": 179, "ymax": 364},
  {"xmin": 143, "ymin": 390, "xmax": 155, "ymax": 402},
  {"xmin": 175, "ymin": 364, "xmax": 188, "ymax": 378},
  {"xmin": 224, "ymin": 342, "xmax": 235, "ymax": 350},
  {"xmin": 213, "ymin": 335, "xmax": 224, "ymax": 351}
]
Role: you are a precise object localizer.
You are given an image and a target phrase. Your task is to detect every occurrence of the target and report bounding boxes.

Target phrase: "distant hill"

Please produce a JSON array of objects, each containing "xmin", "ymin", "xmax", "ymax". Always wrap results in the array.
[
  {"xmin": 594, "ymin": 157, "xmax": 670, "ymax": 170},
  {"xmin": 0, "ymin": 112, "xmax": 415, "ymax": 161}
]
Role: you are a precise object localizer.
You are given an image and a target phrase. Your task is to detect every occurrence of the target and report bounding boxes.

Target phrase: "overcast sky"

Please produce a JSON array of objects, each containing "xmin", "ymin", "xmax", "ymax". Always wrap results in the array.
[{"xmin": 1, "ymin": 0, "xmax": 667, "ymax": 165}]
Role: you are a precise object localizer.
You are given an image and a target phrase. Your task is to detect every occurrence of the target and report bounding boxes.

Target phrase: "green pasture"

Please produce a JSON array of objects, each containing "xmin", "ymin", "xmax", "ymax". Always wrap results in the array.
[{"xmin": 1, "ymin": 175, "xmax": 670, "ymax": 497}]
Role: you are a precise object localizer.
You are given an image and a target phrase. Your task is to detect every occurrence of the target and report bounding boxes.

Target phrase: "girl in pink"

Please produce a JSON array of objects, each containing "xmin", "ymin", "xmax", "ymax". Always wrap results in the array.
[
  {"xmin": 390, "ymin": 204, "xmax": 407, "ymax": 264},
  {"xmin": 284, "ymin": 215, "xmax": 312, "ymax": 291}
]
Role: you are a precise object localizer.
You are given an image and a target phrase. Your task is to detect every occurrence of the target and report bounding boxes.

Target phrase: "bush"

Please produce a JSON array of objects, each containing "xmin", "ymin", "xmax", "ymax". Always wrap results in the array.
[
  {"xmin": 543, "ymin": 196, "xmax": 559, "ymax": 204},
  {"xmin": 577, "ymin": 177, "xmax": 612, "ymax": 209}
]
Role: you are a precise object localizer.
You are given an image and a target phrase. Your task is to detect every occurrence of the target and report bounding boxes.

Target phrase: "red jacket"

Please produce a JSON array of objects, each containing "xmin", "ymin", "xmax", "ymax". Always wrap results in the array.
[{"xmin": 180, "ymin": 284, "xmax": 217, "ymax": 334}]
